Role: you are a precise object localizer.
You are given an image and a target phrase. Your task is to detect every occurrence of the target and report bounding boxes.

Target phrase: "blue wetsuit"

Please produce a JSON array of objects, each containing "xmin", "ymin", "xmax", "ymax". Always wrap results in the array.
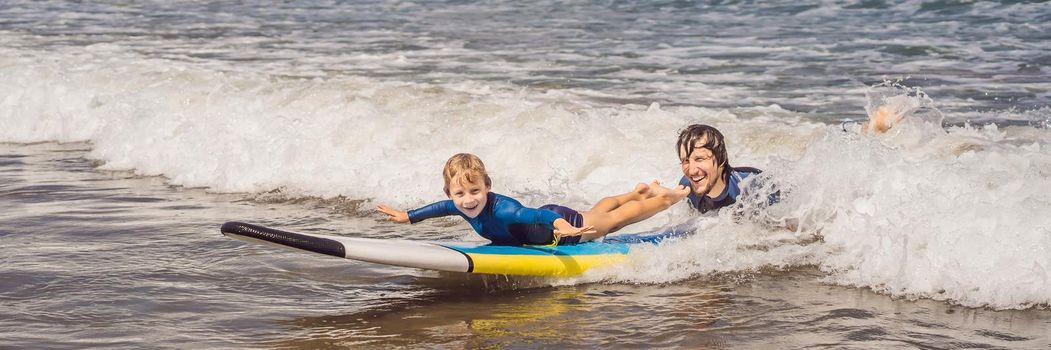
[
  {"xmin": 407, "ymin": 192, "xmax": 580, "ymax": 246},
  {"xmin": 679, "ymin": 166, "xmax": 766, "ymax": 214}
]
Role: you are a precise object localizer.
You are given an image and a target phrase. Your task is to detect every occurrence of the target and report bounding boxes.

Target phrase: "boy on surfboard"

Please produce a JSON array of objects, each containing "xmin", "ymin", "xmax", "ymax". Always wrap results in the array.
[{"xmin": 377, "ymin": 153, "xmax": 688, "ymax": 246}]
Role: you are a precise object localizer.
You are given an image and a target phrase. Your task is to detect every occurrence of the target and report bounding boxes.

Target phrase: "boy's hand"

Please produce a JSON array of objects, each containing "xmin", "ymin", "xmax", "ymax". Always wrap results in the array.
[
  {"xmin": 552, "ymin": 218, "xmax": 596, "ymax": 238},
  {"xmin": 377, "ymin": 205, "xmax": 410, "ymax": 223},
  {"xmin": 553, "ymin": 225, "xmax": 596, "ymax": 237}
]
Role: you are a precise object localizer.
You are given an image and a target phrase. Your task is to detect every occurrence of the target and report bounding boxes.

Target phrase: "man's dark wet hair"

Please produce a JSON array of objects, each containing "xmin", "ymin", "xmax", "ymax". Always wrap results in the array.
[{"xmin": 676, "ymin": 124, "xmax": 730, "ymax": 174}]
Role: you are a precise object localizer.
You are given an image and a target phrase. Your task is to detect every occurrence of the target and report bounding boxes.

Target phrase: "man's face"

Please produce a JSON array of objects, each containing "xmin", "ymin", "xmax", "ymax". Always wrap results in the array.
[{"xmin": 679, "ymin": 141, "xmax": 722, "ymax": 197}]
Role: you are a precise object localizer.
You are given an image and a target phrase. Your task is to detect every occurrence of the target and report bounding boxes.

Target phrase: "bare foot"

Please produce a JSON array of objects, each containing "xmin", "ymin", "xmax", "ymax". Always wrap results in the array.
[
  {"xmin": 641, "ymin": 180, "xmax": 664, "ymax": 199},
  {"xmin": 650, "ymin": 181, "xmax": 689, "ymax": 203},
  {"xmin": 863, "ymin": 105, "xmax": 903, "ymax": 134},
  {"xmin": 669, "ymin": 184, "xmax": 690, "ymax": 200},
  {"xmin": 633, "ymin": 182, "xmax": 651, "ymax": 196}
]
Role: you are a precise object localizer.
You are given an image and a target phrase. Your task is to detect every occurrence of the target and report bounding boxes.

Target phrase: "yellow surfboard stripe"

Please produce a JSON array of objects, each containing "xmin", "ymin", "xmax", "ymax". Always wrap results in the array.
[{"xmin": 467, "ymin": 253, "xmax": 628, "ymax": 276}]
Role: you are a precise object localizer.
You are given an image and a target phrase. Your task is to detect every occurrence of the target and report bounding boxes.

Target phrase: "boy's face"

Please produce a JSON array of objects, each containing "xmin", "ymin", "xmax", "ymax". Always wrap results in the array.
[
  {"xmin": 679, "ymin": 143, "xmax": 723, "ymax": 197},
  {"xmin": 446, "ymin": 178, "xmax": 490, "ymax": 218}
]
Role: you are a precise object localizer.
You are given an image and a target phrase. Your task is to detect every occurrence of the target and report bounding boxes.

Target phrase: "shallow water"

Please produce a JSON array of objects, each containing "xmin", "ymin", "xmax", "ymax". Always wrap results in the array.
[
  {"xmin": 3, "ymin": 1, "xmax": 1051, "ymax": 348},
  {"xmin": 2, "ymin": 142, "xmax": 1049, "ymax": 348}
]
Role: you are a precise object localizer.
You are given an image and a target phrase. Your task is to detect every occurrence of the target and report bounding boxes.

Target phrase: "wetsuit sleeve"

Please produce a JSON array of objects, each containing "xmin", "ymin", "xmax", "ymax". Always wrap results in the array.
[
  {"xmin": 762, "ymin": 182, "xmax": 781, "ymax": 205},
  {"xmin": 495, "ymin": 200, "xmax": 562, "ymax": 228},
  {"xmin": 407, "ymin": 200, "xmax": 458, "ymax": 224},
  {"xmin": 678, "ymin": 176, "xmax": 691, "ymax": 188},
  {"xmin": 739, "ymin": 172, "xmax": 780, "ymax": 206}
]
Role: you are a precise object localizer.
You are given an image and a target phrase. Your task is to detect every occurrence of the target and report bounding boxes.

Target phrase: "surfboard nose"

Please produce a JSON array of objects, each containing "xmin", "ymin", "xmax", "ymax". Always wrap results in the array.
[
  {"xmin": 219, "ymin": 221, "xmax": 248, "ymax": 235},
  {"xmin": 219, "ymin": 221, "xmax": 347, "ymax": 258}
]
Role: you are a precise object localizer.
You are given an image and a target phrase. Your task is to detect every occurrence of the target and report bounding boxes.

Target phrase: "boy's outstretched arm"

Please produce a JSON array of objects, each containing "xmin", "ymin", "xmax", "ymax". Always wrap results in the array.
[
  {"xmin": 377, "ymin": 205, "xmax": 410, "ymax": 223},
  {"xmin": 380, "ymin": 200, "xmax": 458, "ymax": 224}
]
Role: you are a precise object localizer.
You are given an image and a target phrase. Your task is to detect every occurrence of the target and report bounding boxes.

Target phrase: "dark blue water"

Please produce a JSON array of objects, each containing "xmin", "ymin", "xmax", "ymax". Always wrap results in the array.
[{"xmin": 2, "ymin": 0, "xmax": 1048, "ymax": 120}]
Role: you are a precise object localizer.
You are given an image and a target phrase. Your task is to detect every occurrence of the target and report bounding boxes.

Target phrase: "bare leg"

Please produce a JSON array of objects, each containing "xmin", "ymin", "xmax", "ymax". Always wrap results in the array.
[
  {"xmin": 608, "ymin": 185, "xmax": 689, "ymax": 230},
  {"xmin": 588, "ymin": 183, "xmax": 650, "ymax": 213},
  {"xmin": 647, "ymin": 181, "xmax": 685, "ymax": 201},
  {"xmin": 578, "ymin": 184, "xmax": 689, "ymax": 241}
]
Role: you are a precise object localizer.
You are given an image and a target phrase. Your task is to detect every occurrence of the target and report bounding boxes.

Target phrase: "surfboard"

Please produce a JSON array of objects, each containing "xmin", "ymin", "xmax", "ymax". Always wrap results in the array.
[{"xmin": 220, "ymin": 221, "xmax": 691, "ymax": 276}]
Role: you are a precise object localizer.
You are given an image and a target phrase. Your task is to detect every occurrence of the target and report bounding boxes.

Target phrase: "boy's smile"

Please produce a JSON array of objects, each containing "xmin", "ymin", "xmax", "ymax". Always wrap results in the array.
[{"xmin": 447, "ymin": 179, "xmax": 489, "ymax": 218}]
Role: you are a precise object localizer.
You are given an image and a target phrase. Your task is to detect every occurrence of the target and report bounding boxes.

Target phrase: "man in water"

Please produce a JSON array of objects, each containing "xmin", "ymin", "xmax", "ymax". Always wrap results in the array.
[
  {"xmin": 675, "ymin": 106, "xmax": 903, "ymax": 215},
  {"xmin": 675, "ymin": 124, "xmax": 766, "ymax": 214}
]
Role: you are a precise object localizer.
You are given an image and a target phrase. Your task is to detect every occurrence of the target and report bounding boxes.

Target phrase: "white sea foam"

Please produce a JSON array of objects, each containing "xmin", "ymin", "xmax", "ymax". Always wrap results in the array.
[
  {"xmin": 583, "ymin": 91, "xmax": 1051, "ymax": 310},
  {"xmin": 3, "ymin": 43, "xmax": 1051, "ymax": 310},
  {"xmin": 1, "ymin": 45, "xmax": 778, "ymax": 207}
]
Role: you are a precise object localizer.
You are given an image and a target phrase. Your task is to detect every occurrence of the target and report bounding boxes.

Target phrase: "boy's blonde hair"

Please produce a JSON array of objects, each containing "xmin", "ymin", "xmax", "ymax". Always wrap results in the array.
[{"xmin": 443, "ymin": 153, "xmax": 492, "ymax": 195}]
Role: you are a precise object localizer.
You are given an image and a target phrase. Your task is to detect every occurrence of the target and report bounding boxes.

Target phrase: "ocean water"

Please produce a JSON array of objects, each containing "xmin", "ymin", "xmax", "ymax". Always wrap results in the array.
[{"xmin": 2, "ymin": 0, "xmax": 1050, "ymax": 348}]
